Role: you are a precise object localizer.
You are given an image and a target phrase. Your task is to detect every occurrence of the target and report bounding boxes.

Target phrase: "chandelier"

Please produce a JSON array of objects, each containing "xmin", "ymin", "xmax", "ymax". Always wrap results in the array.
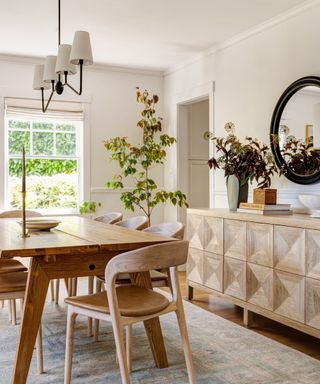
[{"xmin": 33, "ymin": 0, "xmax": 93, "ymax": 112}]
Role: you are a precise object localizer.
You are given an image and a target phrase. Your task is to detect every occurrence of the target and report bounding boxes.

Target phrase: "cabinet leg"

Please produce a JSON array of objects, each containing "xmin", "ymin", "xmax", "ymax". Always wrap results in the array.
[
  {"xmin": 243, "ymin": 309, "xmax": 254, "ymax": 328},
  {"xmin": 187, "ymin": 285, "xmax": 194, "ymax": 300}
]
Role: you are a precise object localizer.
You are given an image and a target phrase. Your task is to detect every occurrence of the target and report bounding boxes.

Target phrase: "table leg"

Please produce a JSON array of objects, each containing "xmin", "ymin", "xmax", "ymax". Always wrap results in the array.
[
  {"xmin": 130, "ymin": 271, "xmax": 168, "ymax": 368},
  {"xmin": 12, "ymin": 258, "xmax": 50, "ymax": 384}
]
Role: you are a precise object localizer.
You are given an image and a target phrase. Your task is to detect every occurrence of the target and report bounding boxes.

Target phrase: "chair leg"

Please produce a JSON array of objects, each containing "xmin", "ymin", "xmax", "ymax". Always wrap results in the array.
[
  {"xmin": 20, "ymin": 298, "xmax": 24, "ymax": 315},
  {"xmin": 87, "ymin": 276, "xmax": 94, "ymax": 336},
  {"xmin": 111, "ymin": 322, "xmax": 130, "ymax": 384},
  {"xmin": 71, "ymin": 278, "xmax": 78, "ymax": 296},
  {"xmin": 125, "ymin": 325, "xmax": 132, "ymax": 373},
  {"xmin": 64, "ymin": 279, "xmax": 71, "ymax": 296},
  {"xmin": 93, "ymin": 319, "xmax": 100, "ymax": 342},
  {"xmin": 64, "ymin": 309, "xmax": 78, "ymax": 384},
  {"xmin": 93, "ymin": 278, "xmax": 103, "ymax": 341},
  {"xmin": 36, "ymin": 324, "xmax": 44, "ymax": 374},
  {"xmin": 50, "ymin": 280, "xmax": 55, "ymax": 301},
  {"xmin": 175, "ymin": 302, "xmax": 196, "ymax": 384},
  {"xmin": 0, "ymin": 300, "xmax": 4, "ymax": 308},
  {"xmin": 11, "ymin": 299, "xmax": 17, "ymax": 325},
  {"xmin": 55, "ymin": 279, "xmax": 60, "ymax": 305},
  {"xmin": 8, "ymin": 300, "xmax": 12, "ymax": 322}
]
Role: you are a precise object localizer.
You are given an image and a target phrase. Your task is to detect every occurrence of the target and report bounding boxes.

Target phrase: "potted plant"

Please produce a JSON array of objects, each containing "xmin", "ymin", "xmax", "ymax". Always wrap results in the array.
[
  {"xmin": 104, "ymin": 88, "xmax": 188, "ymax": 225},
  {"xmin": 79, "ymin": 201, "xmax": 101, "ymax": 219},
  {"xmin": 206, "ymin": 123, "xmax": 277, "ymax": 210}
]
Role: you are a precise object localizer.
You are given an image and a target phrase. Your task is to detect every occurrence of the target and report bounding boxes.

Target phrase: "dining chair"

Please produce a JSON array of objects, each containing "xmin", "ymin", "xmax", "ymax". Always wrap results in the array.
[
  {"xmin": 94, "ymin": 212, "xmax": 123, "ymax": 225},
  {"xmin": 64, "ymin": 240, "xmax": 195, "ymax": 384},
  {"xmin": 116, "ymin": 222, "xmax": 185, "ymax": 287},
  {"xmin": 82, "ymin": 212, "xmax": 123, "ymax": 336},
  {"xmin": 115, "ymin": 216, "xmax": 149, "ymax": 231},
  {"xmin": 0, "ymin": 271, "xmax": 44, "ymax": 374},
  {"xmin": 0, "ymin": 210, "xmax": 41, "ymax": 319},
  {"xmin": 93, "ymin": 215, "xmax": 150, "ymax": 340}
]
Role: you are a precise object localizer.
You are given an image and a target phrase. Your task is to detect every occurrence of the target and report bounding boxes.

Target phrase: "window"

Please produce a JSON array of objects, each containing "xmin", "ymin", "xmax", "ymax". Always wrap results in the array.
[{"xmin": 5, "ymin": 110, "xmax": 83, "ymax": 213}]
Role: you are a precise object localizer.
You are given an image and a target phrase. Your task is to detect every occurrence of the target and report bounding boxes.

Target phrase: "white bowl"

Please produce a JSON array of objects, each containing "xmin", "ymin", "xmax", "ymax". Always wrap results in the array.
[{"xmin": 299, "ymin": 194, "xmax": 320, "ymax": 218}]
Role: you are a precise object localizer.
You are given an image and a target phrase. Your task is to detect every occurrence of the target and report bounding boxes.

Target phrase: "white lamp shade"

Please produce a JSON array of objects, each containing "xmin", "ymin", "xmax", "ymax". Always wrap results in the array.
[
  {"xmin": 43, "ymin": 55, "xmax": 57, "ymax": 83},
  {"xmin": 33, "ymin": 65, "xmax": 50, "ymax": 90},
  {"xmin": 55, "ymin": 44, "xmax": 77, "ymax": 75},
  {"xmin": 70, "ymin": 31, "xmax": 93, "ymax": 65}
]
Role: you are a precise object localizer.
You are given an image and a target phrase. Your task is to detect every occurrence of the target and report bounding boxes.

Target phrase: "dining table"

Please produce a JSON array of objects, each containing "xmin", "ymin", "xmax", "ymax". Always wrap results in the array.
[{"xmin": 0, "ymin": 216, "xmax": 175, "ymax": 384}]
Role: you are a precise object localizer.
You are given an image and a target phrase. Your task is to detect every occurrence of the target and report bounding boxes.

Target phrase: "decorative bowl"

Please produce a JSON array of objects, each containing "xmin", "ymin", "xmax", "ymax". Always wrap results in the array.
[
  {"xmin": 18, "ymin": 218, "xmax": 61, "ymax": 232},
  {"xmin": 299, "ymin": 194, "xmax": 320, "ymax": 218}
]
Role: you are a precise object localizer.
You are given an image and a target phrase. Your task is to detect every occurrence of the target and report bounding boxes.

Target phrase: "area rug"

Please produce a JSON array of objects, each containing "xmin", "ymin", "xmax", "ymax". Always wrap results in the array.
[{"xmin": 0, "ymin": 282, "xmax": 319, "ymax": 384}]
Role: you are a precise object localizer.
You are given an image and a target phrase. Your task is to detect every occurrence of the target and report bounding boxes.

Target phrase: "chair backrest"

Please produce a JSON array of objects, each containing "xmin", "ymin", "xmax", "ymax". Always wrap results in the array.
[
  {"xmin": 0, "ymin": 210, "xmax": 42, "ymax": 218},
  {"xmin": 105, "ymin": 240, "xmax": 189, "ymax": 284},
  {"xmin": 94, "ymin": 212, "xmax": 123, "ymax": 225},
  {"xmin": 143, "ymin": 222, "xmax": 184, "ymax": 240},
  {"xmin": 115, "ymin": 216, "xmax": 149, "ymax": 231}
]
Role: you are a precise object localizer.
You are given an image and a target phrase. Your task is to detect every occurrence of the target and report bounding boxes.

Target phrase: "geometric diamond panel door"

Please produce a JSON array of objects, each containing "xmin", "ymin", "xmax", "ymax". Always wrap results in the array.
[
  {"xmin": 274, "ymin": 270, "xmax": 305, "ymax": 323},
  {"xmin": 203, "ymin": 216, "xmax": 223, "ymax": 255},
  {"xmin": 274, "ymin": 225, "xmax": 305, "ymax": 275},
  {"xmin": 203, "ymin": 252, "xmax": 223, "ymax": 292},
  {"xmin": 187, "ymin": 214, "xmax": 204, "ymax": 250},
  {"xmin": 306, "ymin": 277, "xmax": 320, "ymax": 329},
  {"xmin": 247, "ymin": 222, "xmax": 273, "ymax": 267},
  {"xmin": 224, "ymin": 219, "xmax": 246, "ymax": 260},
  {"xmin": 186, "ymin": 248, "xmax": 204, "ymax": 285},
  {"xmin": 247, "ymin": 263, "xmax": 273, "ymax": 310},
  {"xmin": 224, "ymin": 257, "xmax": 246, "ymax": 300},
  {"xmin": 306, "ymin": 229, "xmax": 320, "ymax": 280}
]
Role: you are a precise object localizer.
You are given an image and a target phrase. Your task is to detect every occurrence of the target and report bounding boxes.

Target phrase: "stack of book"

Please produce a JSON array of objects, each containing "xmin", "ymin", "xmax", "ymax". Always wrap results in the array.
[{"xmin": 237, "ymin": 202, "xmax": 293, "ymax": 215}]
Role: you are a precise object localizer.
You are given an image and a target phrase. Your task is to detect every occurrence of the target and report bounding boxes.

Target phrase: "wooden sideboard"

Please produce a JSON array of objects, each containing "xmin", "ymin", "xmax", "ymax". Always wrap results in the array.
[{"xmin": 186, "ymin": 208, "xmax": 320, "ymax": 338}]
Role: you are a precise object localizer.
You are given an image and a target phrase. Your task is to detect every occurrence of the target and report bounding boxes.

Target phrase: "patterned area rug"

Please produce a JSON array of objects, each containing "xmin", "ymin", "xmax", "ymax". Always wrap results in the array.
[{"xmin": 0, "ymin": 281, "xmax": 319, "ymax": 384}]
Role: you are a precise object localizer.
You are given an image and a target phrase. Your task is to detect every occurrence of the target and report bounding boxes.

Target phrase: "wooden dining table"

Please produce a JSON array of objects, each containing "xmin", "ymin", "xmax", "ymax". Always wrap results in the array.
[{"xmin": 0, "ymin": 216, "xmax": 174, "ymax": 384}]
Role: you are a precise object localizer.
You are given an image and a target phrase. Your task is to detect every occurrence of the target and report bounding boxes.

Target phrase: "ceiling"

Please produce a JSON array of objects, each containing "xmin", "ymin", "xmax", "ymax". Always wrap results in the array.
[{"xmin": 0, "ymin": 0, "xmax": 310, "ymax": 71}]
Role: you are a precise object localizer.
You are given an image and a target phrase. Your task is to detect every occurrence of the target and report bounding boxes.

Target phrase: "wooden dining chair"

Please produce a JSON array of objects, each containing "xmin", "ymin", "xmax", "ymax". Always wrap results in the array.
[
  {"xmin": 0, "ymin": 210, "xmax": 41, "ymax": 319},
  {"xmin": 115, "ymin": 222, "xmax": 185, "ymax": 287},
  {"xmin": 93, "ymin": 215, "xmax": 150, "ymax": 340},
  {"xmin": 0, "ymin": 271, "xmax": 44, "ymax": 374},
  {"xmin": 93, "ymin": 222, "xmax": 185, "ymax": 341},
  {"xmin": 115, "ymin": 216, "xmax": 149, "ymax": 231},
  {"xmin": 64, "ymin": 240, "xmax": 195, "ymax": 384},
  {"xmin": 94, "ymin": 212, "xmax": 123, "ymax": 225}
]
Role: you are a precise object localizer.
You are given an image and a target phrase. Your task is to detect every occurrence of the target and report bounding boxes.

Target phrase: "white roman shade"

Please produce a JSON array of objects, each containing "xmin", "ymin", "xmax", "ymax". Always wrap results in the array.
[{"xmin": 5, "ymin": 98, "xmax": 84, "ymax": 121}]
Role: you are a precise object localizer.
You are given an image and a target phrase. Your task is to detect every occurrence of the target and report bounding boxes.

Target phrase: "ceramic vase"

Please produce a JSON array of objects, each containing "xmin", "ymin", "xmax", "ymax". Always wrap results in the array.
[{"xmin": 226, "ymin": 175, "xmax": 249, "ymax": 211}]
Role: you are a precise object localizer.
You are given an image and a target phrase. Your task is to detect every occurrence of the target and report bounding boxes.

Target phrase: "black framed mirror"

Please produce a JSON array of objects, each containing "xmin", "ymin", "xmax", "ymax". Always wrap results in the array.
[{"xmin": 270, "ymin": 76, "xmax": 320, "ymax": 184}]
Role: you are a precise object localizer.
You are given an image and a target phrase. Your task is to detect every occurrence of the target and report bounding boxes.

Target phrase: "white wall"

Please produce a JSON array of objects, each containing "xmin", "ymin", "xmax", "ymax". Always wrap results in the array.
[
  {"xmin": 0, "ymin": 58, "xmax": 164, "ymax": 223},
  {"xmin": 164, "ymin": 2, "xmax": 320, "ymax": 220}
]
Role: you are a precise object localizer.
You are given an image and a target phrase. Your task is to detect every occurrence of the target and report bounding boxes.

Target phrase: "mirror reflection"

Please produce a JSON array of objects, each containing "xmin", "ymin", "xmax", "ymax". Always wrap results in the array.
[{"xmin": 279, "ymin": 85, "xmax": 320, "ymax": 176}]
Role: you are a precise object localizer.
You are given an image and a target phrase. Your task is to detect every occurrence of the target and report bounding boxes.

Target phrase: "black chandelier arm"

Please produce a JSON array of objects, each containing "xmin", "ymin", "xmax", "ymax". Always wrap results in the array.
[
  {"xmin": 41, "ymin": 82, "xmax": 55, "ymax": 113},
  {"xmin": 63, "ymin": 61, "xmax": 83, "ymax": 95}
]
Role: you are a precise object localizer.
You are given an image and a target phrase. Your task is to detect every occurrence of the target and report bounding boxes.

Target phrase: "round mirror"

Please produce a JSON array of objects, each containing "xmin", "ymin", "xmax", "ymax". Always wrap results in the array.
[{"xmin": 270, "ymin": 76, "xmax": 320, "ymax": 184}]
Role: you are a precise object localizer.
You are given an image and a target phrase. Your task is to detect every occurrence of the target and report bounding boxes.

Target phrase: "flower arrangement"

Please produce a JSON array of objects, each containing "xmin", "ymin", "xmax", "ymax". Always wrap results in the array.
[
  {"xmin": 273, "ymin": 135, "xmax": 320, "ymax": 176},
  {"xmin": 206, "ymin": 123, "xmax": 277, "ymax": 188}
]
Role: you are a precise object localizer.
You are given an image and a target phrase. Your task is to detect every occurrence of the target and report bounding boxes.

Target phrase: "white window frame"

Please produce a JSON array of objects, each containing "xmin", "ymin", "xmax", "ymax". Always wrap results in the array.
[{"xmin": 4, "ymin": 114, "xmax": 84, "ymax": 215}]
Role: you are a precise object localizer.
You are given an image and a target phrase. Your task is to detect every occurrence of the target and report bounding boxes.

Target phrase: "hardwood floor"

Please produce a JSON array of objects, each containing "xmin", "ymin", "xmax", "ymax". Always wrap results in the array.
[{"xmin": 176, "ymin": 272, "xmax": 320, "ymax": 360}]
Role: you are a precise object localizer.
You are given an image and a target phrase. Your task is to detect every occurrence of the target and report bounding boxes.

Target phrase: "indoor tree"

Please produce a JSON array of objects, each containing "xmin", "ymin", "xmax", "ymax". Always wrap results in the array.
[{"xmin": 104, "ymin": 88, "xmax": 188, "ymax": 224}]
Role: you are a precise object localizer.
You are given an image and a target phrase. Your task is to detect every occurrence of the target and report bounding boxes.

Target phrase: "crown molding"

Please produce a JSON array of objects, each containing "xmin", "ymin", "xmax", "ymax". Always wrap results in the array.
[
  {"xmin": 0, "ymin": 54, "xmax": 164, "ymax": 78},
  {"xmin": 165, "ymin": 0, "xmax": 320, "ymax": 77}
]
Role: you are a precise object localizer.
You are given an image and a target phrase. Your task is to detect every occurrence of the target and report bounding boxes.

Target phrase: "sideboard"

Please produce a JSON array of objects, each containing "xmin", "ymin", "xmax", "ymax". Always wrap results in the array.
[{"xmin": 186, "ymin": 208, "xmax": 320, "ymax": 338}]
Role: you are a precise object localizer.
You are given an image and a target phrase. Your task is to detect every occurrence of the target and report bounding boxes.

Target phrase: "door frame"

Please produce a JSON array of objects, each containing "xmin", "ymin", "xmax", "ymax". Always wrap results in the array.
[{"xmin": 175, "ymin": 81, "xmax": 215, "ymax": 217}]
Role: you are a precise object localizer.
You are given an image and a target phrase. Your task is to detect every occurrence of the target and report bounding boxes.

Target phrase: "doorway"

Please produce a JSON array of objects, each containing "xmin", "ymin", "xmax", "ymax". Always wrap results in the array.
[{"xmin": 177, "ymin": 97, "xmax": 210, "ymax": 223}]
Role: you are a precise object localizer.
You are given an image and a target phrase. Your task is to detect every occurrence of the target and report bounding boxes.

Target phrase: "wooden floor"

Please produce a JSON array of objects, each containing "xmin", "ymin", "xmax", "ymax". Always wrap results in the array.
[{"xmin": 177, "ymin": 272, "xmax": 320, "ymax": 360}]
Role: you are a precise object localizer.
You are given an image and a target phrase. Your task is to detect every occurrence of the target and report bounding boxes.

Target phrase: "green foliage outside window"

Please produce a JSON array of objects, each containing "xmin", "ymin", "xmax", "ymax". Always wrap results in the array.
[
  {"xmin": 7, "ymin": 119, "xmax": 80, "ymax": 210},
  {"xmin": 9, "ymin": 159, "xmax": 77, "ymax": 177},
  {"xmin": 9, "ymin": 176, "xmax": 78, "ymax": 209}
]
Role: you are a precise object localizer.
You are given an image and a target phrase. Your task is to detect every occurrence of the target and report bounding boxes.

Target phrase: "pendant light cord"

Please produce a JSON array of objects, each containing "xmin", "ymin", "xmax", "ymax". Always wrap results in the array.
[{"xmin": 58, "ymin": 0, "xmax": 61, "ymax": 46}]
